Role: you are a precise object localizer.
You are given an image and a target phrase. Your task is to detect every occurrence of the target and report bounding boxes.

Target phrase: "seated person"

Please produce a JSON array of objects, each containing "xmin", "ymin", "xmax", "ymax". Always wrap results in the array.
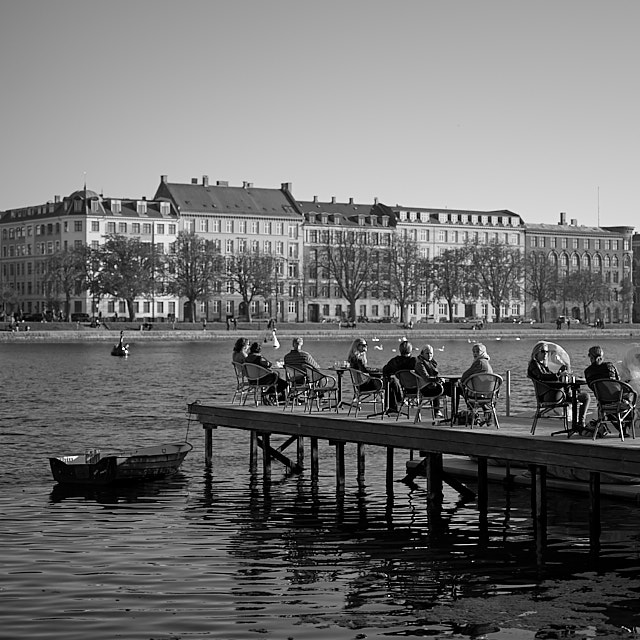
[
  {"xmin": 232, "ymin": 337, "xmax": 250, "ymax": 364},
  {"xmin": 460, "ymin": 342, "xmax": 494, "ymax": 424},
  {"xmin": 528, "ymin": 341, "xmax": 589, "ymax": 429},
  {"xmin": 245, "ymin": 341, "xmax": 288, "ymax": 401},
  {"xmin": 585, "ymin": 345, "xmax": 631, "ymax": 434},
  {"xmin": 382, "ymin": 340, "xmax": 416, "ymax": 413},
  {"xmin": 347, "ymin": 338, "xmax": 380, "ymax": 392},
  {"xmin": 414, "ymin": 344, "xmax": 454, "ymax": 419},
  {"xmin": 283, "ymin": 337, "xmax": 321, "ymax": 383}
]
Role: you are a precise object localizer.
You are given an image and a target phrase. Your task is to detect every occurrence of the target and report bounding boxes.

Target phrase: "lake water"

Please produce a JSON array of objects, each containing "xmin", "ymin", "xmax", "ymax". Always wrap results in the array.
[{"xmin": 2, "ymin": 335, "xmax": 640, "ymax": 639}]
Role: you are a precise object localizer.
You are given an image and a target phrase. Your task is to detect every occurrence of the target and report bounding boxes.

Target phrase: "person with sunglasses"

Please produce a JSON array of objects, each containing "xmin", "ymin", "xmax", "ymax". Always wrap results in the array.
[
  {"xmin": 528, "ymin": 341, "xmax": 589, "ymax": 429},
  {"xmin": 347, "ymin": 338, "xmax": 380, "ymax": 392}
]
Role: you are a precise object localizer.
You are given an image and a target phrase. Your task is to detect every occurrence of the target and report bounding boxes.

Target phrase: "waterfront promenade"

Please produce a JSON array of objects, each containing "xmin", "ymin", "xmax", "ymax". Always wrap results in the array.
[{"xmin": 1, "ymin": 320, "xmax": 638, "ymax": 342}]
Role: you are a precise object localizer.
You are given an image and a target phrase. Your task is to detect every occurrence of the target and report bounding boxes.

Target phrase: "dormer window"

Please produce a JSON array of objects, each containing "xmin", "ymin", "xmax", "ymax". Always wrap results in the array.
[
  {"xmin": 74, "ymin": 200, "xmax": 83, "ymax": 213},
  {"xmin": 399, "ymin": 211, "xmax": 407, "ymax": 221},
  {"xmin": 137, "ymin": 200, "xmax": 147, "ymax": 215},
  {"xmin": 112, "ymin": 200, "xmax": 121, "ymax": 214},
  {"xmin": 381, "ymin": 216, "xmax": 389, "ymax": 227},
  {"xmin": 358, "ymin": 214, "xmax": 365, "ymax": 226},
  {"xmin": 91, "ymin": 200, "xmax": 100, "ymax": 213},
  {"xmin": 160, "ymin": 202, "xmax": 170, "ymax": 215}
]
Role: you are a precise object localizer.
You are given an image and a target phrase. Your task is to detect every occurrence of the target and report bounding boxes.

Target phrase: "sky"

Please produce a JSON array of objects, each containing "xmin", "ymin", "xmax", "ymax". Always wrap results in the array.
[{"xmin": 1, "ymin": 0, "xmax": 638, "ymax": 229}]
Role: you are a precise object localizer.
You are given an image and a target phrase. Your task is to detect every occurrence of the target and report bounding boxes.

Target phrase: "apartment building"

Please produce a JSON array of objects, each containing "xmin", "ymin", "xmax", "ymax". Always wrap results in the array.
[
  {"xmin": 0, "ymin": 187, "xmax": 179, "ymax": 320},
  {"xmin": 154, "ymin": 175, "xmax": 305, "ymax": 322},
  {"xmin": 525, "ymin": 212, "xmax": 634, "ymax": 324}
]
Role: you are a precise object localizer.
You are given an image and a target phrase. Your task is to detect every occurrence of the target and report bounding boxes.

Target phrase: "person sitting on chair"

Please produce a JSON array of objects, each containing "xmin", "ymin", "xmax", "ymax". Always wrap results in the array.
[
  {"xmin": 245, "ymin": 341, "xmax": 288, "ymax": 401},
  {"xmin": 414, "ymin": 344, "xmax": 452, "ymax": 419},
  {"xmin": 528, "ymin": 341, "xmax": 589, "ymax": 430},
  {"xmin": 460, "ymin": 342, "xmax": 494, "ymax": 425},
  {"xmin": 347, "ymin": 338, "xmax": 379, "ymax": 392},
  {"xmin": 283, "ymin": 337, "xmax": 321, "ymax": 384},
  {"xmin": 585, "ymin": 345, "xmax": 630, "ymax": 435},
  {"xmin": 382, "ymin": 340, "xmax": 416, "ymax": 414},
  {"xmin": 232, "ymin": 337, "xmax": 250, "ymax": 364}
]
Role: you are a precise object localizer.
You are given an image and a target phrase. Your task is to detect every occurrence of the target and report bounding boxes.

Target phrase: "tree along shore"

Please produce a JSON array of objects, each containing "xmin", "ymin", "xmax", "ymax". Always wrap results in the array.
[{"xmin": 1, "ymin": 321, "xmax": 638, "ymax": 343}]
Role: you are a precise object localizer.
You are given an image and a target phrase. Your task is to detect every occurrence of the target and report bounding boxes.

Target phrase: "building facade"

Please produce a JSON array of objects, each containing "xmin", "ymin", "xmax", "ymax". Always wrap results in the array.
[
  {"xmin": 0, "ymin": 188, "xmax": 180, "ymax": 321},
  {"xmin": 525, "ymin": 212, "xmax": 634, "ymax": 324}
]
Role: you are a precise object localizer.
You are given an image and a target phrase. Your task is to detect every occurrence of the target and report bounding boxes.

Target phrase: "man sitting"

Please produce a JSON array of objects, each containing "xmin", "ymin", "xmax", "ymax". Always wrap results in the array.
[
  {"xmin": 382, "ymin": 340, "xmax": 416, "ymax": 414},
  {"xmin": 283, "ymin": 337, "xmax": 321, "ymax": 384}
]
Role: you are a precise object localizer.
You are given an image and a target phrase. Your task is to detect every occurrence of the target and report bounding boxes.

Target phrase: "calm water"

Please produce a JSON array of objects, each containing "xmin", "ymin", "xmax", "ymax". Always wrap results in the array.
[{"xmin": 2, "ymin": 336, "xmax": 640, "ymax": 639}]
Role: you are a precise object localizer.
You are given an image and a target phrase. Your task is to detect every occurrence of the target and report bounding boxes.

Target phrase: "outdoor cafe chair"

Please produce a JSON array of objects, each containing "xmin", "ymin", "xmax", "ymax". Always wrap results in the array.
[
  {"xmin": 412, "ymin": 373, "xmax": 448, "ymax": 425},
  {"xmin": 528, "ymin": 376, "xmax": 570, "ymax": 436},
  {"xmin": 394, "ymin": 370, "xmax": 422, "ymax": 421},
  {"xmin": 588, "ymin": 378, "xmax": 638, "ymax": 442},
  {"xmin": 347, "ymin": 368, "xmax": 385, "ymax": 419},
  {"xmin": 461, "ymin": 372, "xmax": 503, "ymax": 428},
  {"xmin": 283, "ymin": 364, "xmax": 310, "ymax": 411},
  {"xmin": 232, "ymin": 361, "xmax": 251, "ymax": 405},
  {"xmin": 243, "ymin": 362, "xmax": 279, "ymax": 406},
  {"xmin": 305, "ymin": 365, "xmax": 338, "ymax": 413}
]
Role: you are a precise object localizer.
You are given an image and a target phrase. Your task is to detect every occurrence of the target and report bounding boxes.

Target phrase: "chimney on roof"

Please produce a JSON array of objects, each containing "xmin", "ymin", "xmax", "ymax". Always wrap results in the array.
[
  {"xmin": 216, "ymin": 180, "xmax": 229, "ymax": 187},
  {"xmin": 281, "ymin": 182, "xmax": 292, "ymax": 192},
  {"xmin": 348, "ymin": 197, "xmax": 354, "ymax": 205},
  {"xmin": 54, "ymin": 195, "xmax": 60, "ymax": 203},
  {"xmin": 559, "ymin": 211, "xmax": 567, "ymax": 225},
  {"xmin": 202, "ymin": 175, "xmax": 209, "ymax": 187},
  {"xmin": 313, "ymin": 195, "xmax": 318, "ymax": 203},
  {"xmin": 191, "ymin": 178, "xmax": 198, "ymax": 185},
  {"xmin": 331, "ymin": 196, "xmax": 336, "ymax": 204},
  {"xmin": 243, "ymin": 181, "xmax": 253, "ymax": 189},
  {"xmin": 571, "ymin": 218, "xmax": 578, "ymax": 226},
  {"xmin": 161, "ymin": 175, "xmax": 168, "ymax": 183},
  {"xmin": 374, "ymin": 197, "xmax": 378, "ymax": 204}
]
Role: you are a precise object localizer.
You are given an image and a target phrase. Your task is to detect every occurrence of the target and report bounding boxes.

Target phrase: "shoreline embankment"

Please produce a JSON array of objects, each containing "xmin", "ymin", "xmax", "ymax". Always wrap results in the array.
[{"xmin": 1, "ymin": 322, "xmax": 639, "ymax": 343}]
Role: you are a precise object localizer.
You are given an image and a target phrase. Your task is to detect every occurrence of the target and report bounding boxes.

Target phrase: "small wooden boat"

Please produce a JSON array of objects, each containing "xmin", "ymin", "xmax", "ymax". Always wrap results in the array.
[{"xmin": 49, "ymin": 442, "xmax": 193, "ymax": 485}]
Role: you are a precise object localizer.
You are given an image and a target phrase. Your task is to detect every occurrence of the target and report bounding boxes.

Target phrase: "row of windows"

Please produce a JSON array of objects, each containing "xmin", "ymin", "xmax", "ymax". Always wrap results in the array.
[
  {"xmin": 397, "ymin": 211, "xmax": 518, "ymax": 227},
  {"xmin": 188, "ymin": 218, "xmax": 295, "ymax": 236},
  {"xmin": 531, "ymin": 235, "xmax": 628, "ymax": 251},
  {"xmin": 2, "ymin": 220, "xmax": 178, "ymax": 240}
]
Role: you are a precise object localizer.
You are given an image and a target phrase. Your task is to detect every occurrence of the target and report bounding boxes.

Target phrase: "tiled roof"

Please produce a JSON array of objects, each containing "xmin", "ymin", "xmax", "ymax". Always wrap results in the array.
[
  {"xmin": 155, "ymin": 181, "xmax": 304, "ymax": 218},
  {"xmin": 297, "ymin": 200, "xmax": 396, "ymax": 227}
]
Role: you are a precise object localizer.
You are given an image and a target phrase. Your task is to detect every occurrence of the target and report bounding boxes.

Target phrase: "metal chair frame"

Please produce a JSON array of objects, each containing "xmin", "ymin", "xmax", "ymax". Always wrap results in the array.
[
  {"xmin": 347, "ymin": 368, "xmax": 385, "ymax": 419},
  {"xmin": 305, "ymin": 365, "xmax": 338, "ymax": 413},
  {"xmin": 588, "ymin": 378, "xmax": 638, "ymax": 442},
  {"xmin": 529, "ymin": 376, "xmax": 570, "ymax": 436},
  {"xmin": 243, "ymin": 362, "xmax": 279, "ymax": 406},
  {"xmin": 283, "ymin": 364, "xmax": 310, "ymax": 411},
  {"xmin": 461, "ymin": 372, "xmax": 503, "ymax": 429},
  {"xmin": 232, "ymin": 361, "xmax": 251, "ymax": 405}
]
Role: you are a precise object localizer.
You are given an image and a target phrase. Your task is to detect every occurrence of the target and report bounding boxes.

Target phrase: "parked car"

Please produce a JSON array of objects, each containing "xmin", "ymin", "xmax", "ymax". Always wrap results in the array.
[
  {"xmin": 21, "ymin": 313, "xmax": 44, "ymax": 322},
  {"xmin": 71, "ymin": 313, "xmax": 90, "ymax": 322}
]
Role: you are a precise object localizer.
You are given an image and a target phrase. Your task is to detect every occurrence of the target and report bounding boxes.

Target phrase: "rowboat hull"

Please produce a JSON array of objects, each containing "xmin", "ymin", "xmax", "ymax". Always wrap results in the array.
[{"xmin": 49, "ymin": 442, "xmax": 193, "ymax": 485}]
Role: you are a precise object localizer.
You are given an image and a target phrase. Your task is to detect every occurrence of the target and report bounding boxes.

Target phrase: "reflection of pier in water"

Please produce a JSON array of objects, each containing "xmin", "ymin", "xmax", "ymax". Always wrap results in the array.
[{"xmin": 188, "ymin": 402, "xmax": 640, "ymax": 559}]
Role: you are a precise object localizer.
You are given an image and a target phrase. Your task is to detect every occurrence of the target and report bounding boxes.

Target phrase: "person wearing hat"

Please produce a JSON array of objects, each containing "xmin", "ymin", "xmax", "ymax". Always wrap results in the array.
[{"xmin": 528, "ymin": 341, "xmax": 590, "ymax": 429}]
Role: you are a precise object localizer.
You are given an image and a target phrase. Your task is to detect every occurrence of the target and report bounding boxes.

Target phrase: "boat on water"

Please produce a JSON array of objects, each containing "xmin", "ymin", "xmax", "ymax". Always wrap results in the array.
[
  {"xmin": 111, "ymin": 330, "xmax": 129, "ymax": 356},
  {"xmin": 49, "ymin": 441, "xmax": 193, "ymax": 485}
]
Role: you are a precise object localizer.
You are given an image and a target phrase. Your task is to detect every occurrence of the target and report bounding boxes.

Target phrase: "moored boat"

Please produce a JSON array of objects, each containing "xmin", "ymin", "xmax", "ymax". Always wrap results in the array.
[{"xmin": 49, "ymin": 442, "xmax": 193, "ymax": 485}]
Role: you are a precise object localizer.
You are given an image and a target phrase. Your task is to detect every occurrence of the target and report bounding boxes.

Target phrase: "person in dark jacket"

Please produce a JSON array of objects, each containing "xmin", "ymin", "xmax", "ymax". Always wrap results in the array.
[
  {"xmin": 382, "ymin": 340, "xmax": 416, "ymax": 413},
  {"xmin": 414, "ymin": 344, "xmax": 453, "ymax": 418},
  {"xmin": 245, "ymin": 341, "xmax": 287, "ymax": 400}
]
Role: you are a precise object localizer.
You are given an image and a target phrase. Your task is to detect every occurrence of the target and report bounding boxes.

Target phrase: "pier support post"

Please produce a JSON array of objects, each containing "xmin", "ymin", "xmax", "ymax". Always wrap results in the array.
[
  {"xmin": 589, "ymin": 471, "xmax": 601, "ymax": 554},
  {"xmin": 261, "ymin": 433, "xmax": 271, "ymax": 483},
  {"xmin": 297, "ymin": 437, "xmax": 304, "ymax": 467},
  {"xmin": 310, "ymin": 437, "xmax": 319, "ymax": 481},
  {"xmin": 386, "ymin": 447, "xmax": 394, "ymax": 495},
  {"xmin": 334, "ymin": 441, "xmax": 345, "ymax": 491},
  {"xmin": 204, "ymin": 426, "xmax": 213, "ymax": 465},
  {"xmin": 357, "ymin": 443, "xmax": 365, "ymax": 480},
  {"xmin": 425, "ymin": 453, "xmax": 443, "ymax": 502},
  {"xmin": 477, "ymin": 457, "xmax": 488, "ymax": 514},
  {"xmin": 250, "ymin": 430, "xmax": 258, "ymax": 473},
  {"xmin": 530, "ymin": 464, "xmax": 547, "ymax": 561}
]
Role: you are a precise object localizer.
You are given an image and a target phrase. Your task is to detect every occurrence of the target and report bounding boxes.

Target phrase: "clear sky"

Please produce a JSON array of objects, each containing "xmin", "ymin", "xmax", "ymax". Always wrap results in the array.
[{"xmin": 1, "ymin": 0, "xmax": 638, "ymax": 229}]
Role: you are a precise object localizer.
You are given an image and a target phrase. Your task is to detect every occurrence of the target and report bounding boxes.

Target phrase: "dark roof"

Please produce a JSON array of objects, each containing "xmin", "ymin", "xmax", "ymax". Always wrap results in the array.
[
  {"xmin": 155, "ymin": 180, "xmax": 304, "ymax": 218},
  {"xmin": 296, "ymin": 199, "xmax": 396, "ymax": 227},
  {"xmin": 525, "ymin": 222, "xmax": 622, "ymax": 235}
]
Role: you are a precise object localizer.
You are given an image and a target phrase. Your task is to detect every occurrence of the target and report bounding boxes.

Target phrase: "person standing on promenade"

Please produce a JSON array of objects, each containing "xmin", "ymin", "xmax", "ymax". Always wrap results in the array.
[
  {"xmin": 232, "ymin": 337, "xmax": 250, "ymax": 364},
  {"xmin": 382, "ymin": 340, "xmax": 416, "ymax": 413}
]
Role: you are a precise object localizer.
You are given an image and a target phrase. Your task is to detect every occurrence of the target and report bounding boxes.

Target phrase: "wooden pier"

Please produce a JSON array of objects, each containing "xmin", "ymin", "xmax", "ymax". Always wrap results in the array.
[{"xmin": 187, "ymin": 401, "xmax": 640, "ymax": 553}]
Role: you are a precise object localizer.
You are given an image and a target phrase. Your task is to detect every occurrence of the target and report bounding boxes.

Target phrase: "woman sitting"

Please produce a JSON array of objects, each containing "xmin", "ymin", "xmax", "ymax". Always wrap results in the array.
[
  {"xmin": 414, "ymin": 344, "xmax": 453, "ymax": 419},
  {"xmin": 245, "ymin": 341, "xmax": 288, "ymax": 402},
  {"xmin": 347, "ymin": 338, "xmax": 380, "ymax": 392}
]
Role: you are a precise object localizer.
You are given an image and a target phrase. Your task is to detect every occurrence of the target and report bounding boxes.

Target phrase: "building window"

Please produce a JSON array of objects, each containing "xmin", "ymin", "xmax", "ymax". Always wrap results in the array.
[
  {"xmin": 226, "ymin": 220, "xmax": 234, "ymax": 233},
  {"xmin": 74, "ymin": 221, "xmax": 83, "ymax": 232},
  {"xmin": 132, "ymin": 223, "xmax": 140, "ymax": 233},
  {"xmin": 107, "ymin": 222, "xmax": 116, "ymax": 233},
  {"xmin": 143, "ymin": 223, "xmax": 152, "ymax": 234},
  {"xmin": 157, "ymin": 224, "xmax": 164, "ymax": 235},
  {"xmin": 225, "ymin": 239, "xmax": 234, "ymax": 254},
  {"xmin": 91, "ymin": 221, "xmax": 99, "ymax": 232},
  {"xmin": 118, "ymin": 222, "xmax": 127, "ymax": 233}
]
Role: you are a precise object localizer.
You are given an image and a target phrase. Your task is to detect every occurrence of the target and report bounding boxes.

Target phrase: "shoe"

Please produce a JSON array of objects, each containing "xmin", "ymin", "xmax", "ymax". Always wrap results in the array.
[{"xmin": 434, "ymin": 410, "xmax": 444, "ymax": 419}]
